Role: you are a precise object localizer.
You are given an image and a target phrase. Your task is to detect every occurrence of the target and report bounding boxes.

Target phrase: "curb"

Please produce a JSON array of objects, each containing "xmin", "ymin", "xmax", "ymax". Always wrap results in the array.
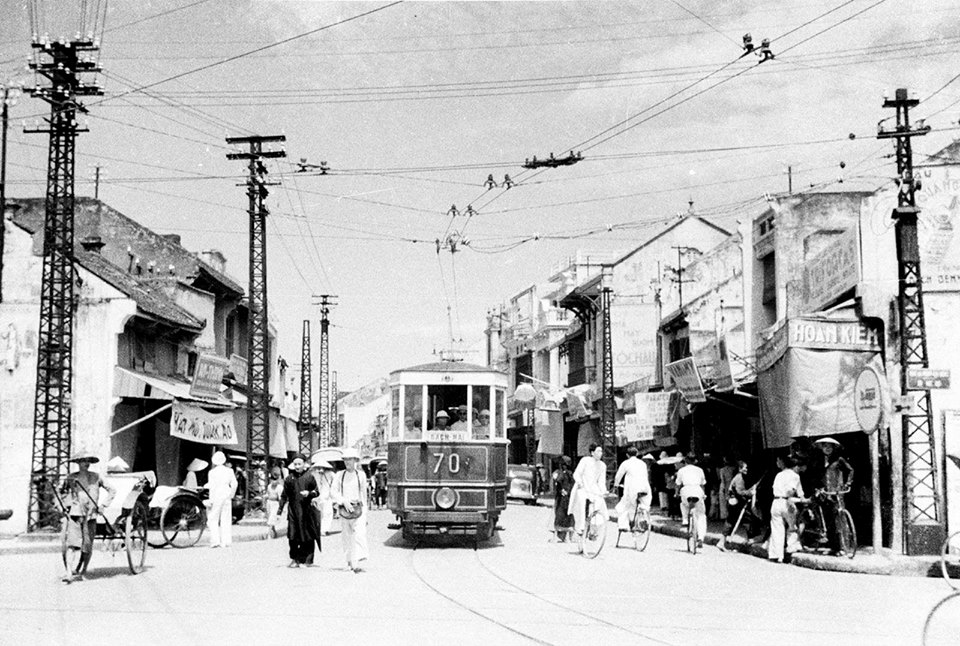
[
  {"xmin": 0, "ymin": 522, "xmax": 288, "ymax": 556},
  {"xmin": 633, "ymin": 512, "xmax": 946, "ymax": 578}
]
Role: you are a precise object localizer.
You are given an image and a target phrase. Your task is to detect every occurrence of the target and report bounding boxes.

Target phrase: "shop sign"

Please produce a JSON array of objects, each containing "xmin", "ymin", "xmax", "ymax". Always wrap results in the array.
[
  {"xmin": 853, "ymin": 367, "xmax": 883, "ymax": 432},
  {"xmin": 171, "ymin": 400, "xmax": 237, "ymax": 445},
  {"xmin": 756, "ymin": 321, "xmax": 789, "ymax": 372},
  {"xmin": 190, "ymin": 354, "xmax": 229, "ymax": 399},
  {"xmin": 665, "ymin": 357, "xmax": 706, "ymax": 403},
  {"xmin": 788, "ymin": 318, "xmax": 881, "ymax": 352},
  {"xmin": 802, "ymin": 228, "xmax": 860, "ymax": 313},
  {"xmin": 906, "ymin": 367, "xmax": 951, "ymax": 390},
  {"xmin": 623, "ymin": 413, "xmax": 654, "ymax": 442},
  {"xmin": 636, "ymin": 392, "xmax": 673, "ymax": 426},
  {"xmin": 228, "ymin": 353, "xmax": 248, "ymax": 385}
]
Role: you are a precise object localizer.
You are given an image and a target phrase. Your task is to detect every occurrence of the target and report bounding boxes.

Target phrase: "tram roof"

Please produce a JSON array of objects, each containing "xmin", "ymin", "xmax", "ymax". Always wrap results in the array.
[{"xmin": 390, "ymin": 361, "xmax": 505, "ymax": 376}]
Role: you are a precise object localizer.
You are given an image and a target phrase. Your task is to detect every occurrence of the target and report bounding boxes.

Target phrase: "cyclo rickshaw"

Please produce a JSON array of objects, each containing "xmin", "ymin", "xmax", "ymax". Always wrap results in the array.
[
  {"xmin": 48, "ymin": 469, "xmax": 153, "ymax": 575},
  {"xmin": 146, "ymin": 485, "xmax": 208, "ymax": 548}
]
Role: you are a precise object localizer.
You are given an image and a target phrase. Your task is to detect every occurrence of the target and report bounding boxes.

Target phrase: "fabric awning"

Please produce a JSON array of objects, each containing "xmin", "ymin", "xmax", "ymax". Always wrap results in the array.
[{"xmin": 114, "ymin": 367, "xmax": 235, "ymax": 409}]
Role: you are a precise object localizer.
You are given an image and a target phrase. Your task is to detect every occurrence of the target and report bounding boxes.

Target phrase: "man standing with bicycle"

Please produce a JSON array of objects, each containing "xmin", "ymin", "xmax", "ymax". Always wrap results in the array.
[
  {"xmin": 614, "ymin": 446, "xmax": 651, "ymax": 532},
  {"xmin": 812, "ymin": 437, "xmax": 855, "ymax": 556},
  {"xmin": 675, "ymin": 453, "xmax": 707, "ymax": 549},
  {"xmin": 569, "ymin": 444, "xmax": 608, "ymax": 536}
]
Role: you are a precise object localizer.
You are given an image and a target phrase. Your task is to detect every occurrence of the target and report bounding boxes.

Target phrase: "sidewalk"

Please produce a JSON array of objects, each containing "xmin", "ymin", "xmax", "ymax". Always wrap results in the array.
[
  {"xmin": 0, "ymin": 515, "xmax": 290, "ymax": 556},
  {"xmin": 609, "ymin": 503, "xmax": 948, "ymax": 578}
]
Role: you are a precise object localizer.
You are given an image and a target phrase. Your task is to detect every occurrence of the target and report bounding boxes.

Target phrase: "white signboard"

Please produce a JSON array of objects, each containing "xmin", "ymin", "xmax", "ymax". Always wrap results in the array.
[
  {"xmin": 623, "ymin": 413, "xmax": 654, "ymax": 442},
  {"xmin": 425, "ymin": 430, "xmax": 468, "ymax": 442},
  {"xmin": 609, "ymin": 301, "xmax": 658, "ymax": 387},
  {"xmin": 665, "ymin": 357, "xmax": 706, "ymax": 403},
  {"xmin": 636, "ymin": 392, "xmax": 673, "ymax": 426},
  {"xmin": 170, "ymin": 400, "xmax": 237, "ymax": 445},
  {"xmin": 853, "ymin": 367, "xmax": 882, "ymax": 433},
  {"xmin": 802, "ymin": 227, "xmax": 860, "ymax": 312}
]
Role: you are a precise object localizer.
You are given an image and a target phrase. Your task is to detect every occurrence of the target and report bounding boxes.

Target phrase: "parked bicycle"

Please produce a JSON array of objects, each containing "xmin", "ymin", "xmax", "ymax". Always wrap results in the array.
[
  {"xmin": 797, "ymin": 487, "xmax": 857, "ymax": 558},
  {"xmin": 578, "ymin": 497, "xmax": 607, "ymax": 559},
  {"xmin": 615, "ymin": 491, "xmax": 650, "ymax": 551}
]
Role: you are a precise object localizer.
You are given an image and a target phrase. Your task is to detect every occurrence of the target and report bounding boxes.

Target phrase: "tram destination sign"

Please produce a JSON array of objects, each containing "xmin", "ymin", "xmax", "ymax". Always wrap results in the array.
[{"xmin": 906, "ymin": 368, "xmax": 951, "ymax": 390}]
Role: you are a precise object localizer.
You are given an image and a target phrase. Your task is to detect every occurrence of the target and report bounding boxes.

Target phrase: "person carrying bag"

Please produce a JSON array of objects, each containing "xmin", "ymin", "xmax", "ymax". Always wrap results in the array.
[{"xmin": 332, "ymin": 449, "xmax": 369, "ymax": 572}]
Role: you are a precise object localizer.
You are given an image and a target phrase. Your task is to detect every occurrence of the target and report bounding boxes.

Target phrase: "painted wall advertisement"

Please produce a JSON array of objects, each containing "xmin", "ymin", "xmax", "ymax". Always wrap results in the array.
[
  {"xmin": 170, "ymin": 400, "xmax": 237, "ymax": 445},
  {"xmin": 802, "ymin": 227, "xmax": 860, "ymax": 312},
  {"xmin": 609, "ymin": 301, "xmax": 658, "ymax": 388}
]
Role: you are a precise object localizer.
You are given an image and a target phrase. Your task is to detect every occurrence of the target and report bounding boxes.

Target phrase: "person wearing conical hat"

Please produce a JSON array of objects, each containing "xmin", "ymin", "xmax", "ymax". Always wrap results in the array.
[
  {"xmin": 61, "ymin": 451, "xmax": 116, "ymax": 583},
  {"xmin": 207, "ymin": 451, "xmax": 237, "ymax": 548},
  {"xmin": 182, "ymin": 458, "xmax": 208, "ymax": 489},
  {"xmin": 812, "ymin": 437, "xmax": 855, "ymax": 556}
]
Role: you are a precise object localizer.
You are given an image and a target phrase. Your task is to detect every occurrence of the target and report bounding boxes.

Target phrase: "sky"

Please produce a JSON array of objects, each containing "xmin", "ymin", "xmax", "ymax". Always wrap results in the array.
[{"xmin": 2, "ymin": 0, "xmax": 959, "ymax": 392}]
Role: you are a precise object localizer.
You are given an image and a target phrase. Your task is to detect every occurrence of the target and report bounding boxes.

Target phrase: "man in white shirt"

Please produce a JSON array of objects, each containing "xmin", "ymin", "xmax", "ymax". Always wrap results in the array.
[
  {"xmin": 675, "ymin": 453, "xmax": 707, "ymax": 547},
  {"xmin": 768, "ymin": 454, "xmax": 805, "ymax": 563},
  {"xmin": 568, "ymin": 444, "xmax": 608, "ymax": 534},
  {"xmin": 614, "ymin": 446, "xmax": 652, "ymax": 531}
]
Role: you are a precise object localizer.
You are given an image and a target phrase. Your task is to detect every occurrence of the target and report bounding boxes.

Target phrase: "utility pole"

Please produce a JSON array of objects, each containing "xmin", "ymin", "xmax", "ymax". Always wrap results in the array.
[
  {"xmin": 313, "ymin": 294, "xmax": 337, "ymax": 446},
  {"xmin": 599, "ymin": 266, "xmax": 616, "ymax": 481},
  {"xmin": 878, "ymin": 88, "xmax": 943, "ymax": 555},
  {"xmin": 670, "ymin": 246, "xmax": 697, "ymax": 309},
  {"xmin": 0, "ymin": 83, "xmax": 21, "ymax": 303},
  {"xmin": 93, "ymin": 164, "xmax": 101, "ymax": 200},
  {"xmin": 26, "ymin": 38, "xmax": 102, "ymax": 530},
  {"xmin": 330, "ymin": 370, "xmax": 339, "ymax": 446},
  {"xmin": 226, "ymin": 134, "xmax": 285, "ymax": 509},
  {"xmin": 298, "ymin": 320, "xmax": 313, "ymax": 455}
]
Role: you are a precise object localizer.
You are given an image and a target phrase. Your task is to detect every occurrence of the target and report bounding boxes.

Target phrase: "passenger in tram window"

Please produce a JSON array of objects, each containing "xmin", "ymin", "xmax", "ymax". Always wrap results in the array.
[
  {"xmin": 450, "ymin": 404, "xmax": 470, "ymax": 431},
  {"xmin": 473, "ymin": 409, "xmax": 491, "ymax": 440},
  {"xmin": 404, "ymin": 416, "xmax": 421, "ymax": 439},
  {"xmin": 431, "ymin": 410, "xmax": 450, "ymax": 431}
]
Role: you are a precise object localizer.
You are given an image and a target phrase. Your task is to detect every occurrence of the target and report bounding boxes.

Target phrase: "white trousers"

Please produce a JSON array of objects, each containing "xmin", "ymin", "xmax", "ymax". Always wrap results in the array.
[
  {"xmin": 615, "ymin": 488, "xmax": 650, "ymax": 530},
  {"xmin": 768, "ymin": 498, "xmax": 799, "ymax": 560},
  {"xmin": 680, "ymin": 498, "xmax": 707, "ymax": 541},
  {"xmin": 572, "ymin": 491, "xmax": 608, "ymax": 533},
  {"xmin": 208, "ymin": 496, "xmax": 232, "ymax": 547},
  {"xmin": 266, "ymin": 500, "xmax": 280, "ymax": 528},
  {"xmin": 341, "ymin": 512, "xmax": 369, "ymax": 566}
]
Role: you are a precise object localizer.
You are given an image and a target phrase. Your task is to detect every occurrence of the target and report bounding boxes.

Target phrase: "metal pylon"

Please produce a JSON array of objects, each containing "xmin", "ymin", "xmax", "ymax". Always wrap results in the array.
[
  {"xmin": 314, "ymin": 294, "xmax": 336, "ymax": 446},
  {"xmin": 226, "ymin": 134, "xmax": 285, "ymax": 508},
  {"xmin": 330, "ymin": 370, "xmax": 339, "ymax": 446},
  {"xmin": 27, "ymin": 38, "xmax": 101, "ymax": 531},
  {"xmin": 298, "ymin": 320, "xmax": 313, "ymax": 454},
  {"xmin": 879, "ymin": 88, "xmax": 943, "ymax": 554},
  {"xmin": 599, "ymin": 286, "xmax": 616, "ymax": 478}
]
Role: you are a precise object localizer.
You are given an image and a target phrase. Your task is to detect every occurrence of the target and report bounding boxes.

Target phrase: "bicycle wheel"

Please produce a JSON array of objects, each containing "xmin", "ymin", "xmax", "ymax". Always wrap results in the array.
[
  {"xmin": 837, "ymin": 509, "xmax": 857, "ymax": 559},
  {"xmin": 125, "ymin": 501, "xmax": 147, "ymax": 574},
  {"xmin": 631, "ymin": 508, "xmax": 651, "ymax": 551},
  {"xmin": 581, "ymin": 510, "xmax": 606, "ymax": 559},
  {"xmin": 922, "ymin": 591, "xmax": 960, "ymax": 646},
  {"xmin": 940, "ymin": 530, "xmax": 960, "ymax": 590},
  {"xmin": 687, "ymin": 513, "xmax": 697, "ymax": 554},
  {"xmin": 161, "ymin": 496, "xmax": 207, "ymax": 548}
]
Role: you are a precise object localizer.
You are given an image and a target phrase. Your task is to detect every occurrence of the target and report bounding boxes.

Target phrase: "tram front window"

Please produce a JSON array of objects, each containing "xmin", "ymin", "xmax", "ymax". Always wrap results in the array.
[
  {"xmin": 426, "ymin": 385, "xmax": 468, "ymax": 433},
  {"xmin": 404, "ymin": 385, "xmax": 423, "ymax": 439},
  {"xmin": 472, "ymin": 387, "xmax": 491, "ymax": 440}
]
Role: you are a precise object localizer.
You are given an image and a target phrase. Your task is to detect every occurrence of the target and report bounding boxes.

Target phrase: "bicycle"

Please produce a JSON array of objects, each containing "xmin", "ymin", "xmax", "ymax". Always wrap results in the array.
[
  {"xmin": 685, "ymin": 495, "xmax": 703, "ymax": 554},
  {"xmin": 578, "ymin": 496, "xmax": 607, "ymax": 559},
  {"xmin": 797, "ymin": 487, "xmax": 857, "ymax": 559},
  {"xmin": 615, "ymin": 492, "xmax": 650, "ymax": 551},
  {"xmin": 940, "ymin": 529, "xmax": 960, "ymax": 590}
]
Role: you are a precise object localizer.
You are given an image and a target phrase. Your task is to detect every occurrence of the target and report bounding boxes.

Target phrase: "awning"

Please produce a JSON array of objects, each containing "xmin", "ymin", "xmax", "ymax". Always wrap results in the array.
[{"xmin": 114, "ymin": 367, "xmax": 235, "ymax": 409}]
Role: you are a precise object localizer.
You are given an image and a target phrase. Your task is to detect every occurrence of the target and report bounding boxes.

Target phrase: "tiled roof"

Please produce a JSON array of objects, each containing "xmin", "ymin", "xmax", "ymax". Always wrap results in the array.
[
  {"xmin": 75, "ymin": 251, "xmax": 204, "ymax": 330},
  {"xmin": 9, "ymin": 197, "xmax": 244, "ymax": 296}
]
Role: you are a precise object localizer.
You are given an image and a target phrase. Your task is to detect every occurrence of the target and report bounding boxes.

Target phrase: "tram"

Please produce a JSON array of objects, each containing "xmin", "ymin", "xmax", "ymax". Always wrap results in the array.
[{"xmin": 386, "ymin": 361, "xmax": 508, "ymax": 544}]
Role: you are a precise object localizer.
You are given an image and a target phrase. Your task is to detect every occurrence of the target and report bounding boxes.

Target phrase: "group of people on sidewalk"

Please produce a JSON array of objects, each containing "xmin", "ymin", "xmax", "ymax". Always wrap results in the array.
[
  {"xmin": 273, "ymin": 448, "xmax": 370, "ymax": 573},
  {"xmin": 549, "ymin": 437, "xmax": 855, "ymax": 562}
]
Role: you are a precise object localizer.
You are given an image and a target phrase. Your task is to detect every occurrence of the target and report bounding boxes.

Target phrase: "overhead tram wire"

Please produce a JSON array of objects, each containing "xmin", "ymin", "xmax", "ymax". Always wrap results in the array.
[
  {"xmin": 667, "ymin": 0, "xmax": 742, "ymax": 48},
  {"xmin": 275, "ymin": 162, "xmax": 334, "ymax": 290},
  {"xmin": 102, "ymin": 0, "xmax": 217, "ymax": 34}
]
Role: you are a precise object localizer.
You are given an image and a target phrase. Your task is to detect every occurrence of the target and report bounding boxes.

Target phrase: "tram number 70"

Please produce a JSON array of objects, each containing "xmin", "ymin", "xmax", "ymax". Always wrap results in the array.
[{"xmin": 432, "ymin": 451, "xmax": 460, "ymax": 474}]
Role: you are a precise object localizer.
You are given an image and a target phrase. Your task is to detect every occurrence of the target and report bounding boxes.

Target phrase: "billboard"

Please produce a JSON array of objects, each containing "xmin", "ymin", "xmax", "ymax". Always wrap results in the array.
[{"xmin": 609, "ymin": 301, "xmax": 658, "ymax": 388}]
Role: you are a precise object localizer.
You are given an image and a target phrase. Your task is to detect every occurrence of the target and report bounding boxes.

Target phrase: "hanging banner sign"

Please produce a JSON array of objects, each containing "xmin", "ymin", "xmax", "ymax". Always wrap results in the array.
[
  {"xmin": 636, "ymin": 392, "xmax": 673, "ymax": 426},
  {"xmin": 665, "ymin": 357, "xmax": 706, "ymax": 403},
  {"xmin": 171, "ymin": 400, "xmax": 238, "ymax": 445},
  {"xmin": 190, "ymin": 354, "xmax": 229, "ymax": 399},
  {"xmin": 228, "ymin": 353, "xmax": 248, "ymax": 386}
]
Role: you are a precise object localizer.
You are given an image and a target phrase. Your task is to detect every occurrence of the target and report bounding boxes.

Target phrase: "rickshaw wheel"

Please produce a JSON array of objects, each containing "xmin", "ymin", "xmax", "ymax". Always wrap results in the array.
[
  {"xmin": 125, "ymin": 501, "xmax": 148, "ymax": 574},
  {"xmin": 60, "ymin": 520, "xmax": 90, "ymax": 574},
  {"xmin": 161, "ymin": 495, "xmax": 207, "ymax": 548}
]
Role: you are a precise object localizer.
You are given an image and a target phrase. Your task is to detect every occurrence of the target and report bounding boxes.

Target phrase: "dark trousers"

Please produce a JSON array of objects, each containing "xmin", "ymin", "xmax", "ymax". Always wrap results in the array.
[
  {"xmin": 820, "ymin": 498, "xmax": 842, "ymax": 551},
  {"xmin": 289, "ymin": 538, "xmax": 319, "ymax": 564}
]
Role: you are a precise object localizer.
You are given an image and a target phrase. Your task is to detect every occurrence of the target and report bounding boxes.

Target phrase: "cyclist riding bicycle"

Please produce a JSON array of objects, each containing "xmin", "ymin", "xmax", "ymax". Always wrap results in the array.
[
  {"xmin": 675, "ymin": 453, "xmax": 707, "ymax": 549},
  {"xmin": 614, "ymin": 446, "xmax": 652, "ymax": 532},
  {"xmin": 569, "ymin": 444, "xmax": 608, "ymax": 535}
]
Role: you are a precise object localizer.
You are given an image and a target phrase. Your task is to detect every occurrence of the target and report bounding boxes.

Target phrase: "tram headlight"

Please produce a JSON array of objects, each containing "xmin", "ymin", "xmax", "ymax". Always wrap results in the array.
[{"xmin": 434, "ymin": 487, "xmax": 457, "ymax": 510}]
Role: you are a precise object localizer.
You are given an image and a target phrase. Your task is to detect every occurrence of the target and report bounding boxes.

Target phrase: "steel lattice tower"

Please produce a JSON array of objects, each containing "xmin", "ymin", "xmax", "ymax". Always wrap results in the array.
[
  {"xmin": 599, "ymin": 285, "xmax": 617, "ymax": 478},
  {"xmin": 314, "ymin": 295, "xmax": 336, "ymax": 446},
  {"xmin": 226, "ymin": 134, "xmax": 284, "ymax": 508},
  {"xmin": 298, "ymin": 320, "xmax": 313, "ymax": 454},
  {"xmin": 878, "ymin": 89, "xmax": 943, "ymax": 554},
  {"xmin": 330, "ymin": 370, "xmax": 338, "ymax": 446},
  {"xmin": 27, "ymin": 38, "xmax": 101, "ymax": 531}
]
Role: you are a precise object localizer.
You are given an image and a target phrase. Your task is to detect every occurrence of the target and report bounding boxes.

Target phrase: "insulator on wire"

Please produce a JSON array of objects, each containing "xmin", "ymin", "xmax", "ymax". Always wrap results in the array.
[
  {"xmin": 465, "ymin": 205, "xmax": 477, "ymax": 218},
  {"xmin": 503, "ymin": 174, "xmax": 514, "ymax": 189},
  {"xmin": 484, "ymin": 174, "xmax": 497, "ymax": 190},
  {"xmin": 447, "ymin": 204, "xmax": 459, "ymax": 217}
]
